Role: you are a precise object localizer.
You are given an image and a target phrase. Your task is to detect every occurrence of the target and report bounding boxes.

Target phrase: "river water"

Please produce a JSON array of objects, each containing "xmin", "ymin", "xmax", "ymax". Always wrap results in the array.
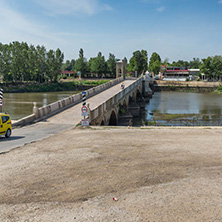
[
  {"xmin": 2, "ymin": 91, "xmax": 222, "ymax": 126},
  {"xmin": 145, "ymin": 91, "xmax": 222, "ymax": 126},
  {"xmin": 2, "ymin": 91, "xmax": 79, "ymax": 120}
]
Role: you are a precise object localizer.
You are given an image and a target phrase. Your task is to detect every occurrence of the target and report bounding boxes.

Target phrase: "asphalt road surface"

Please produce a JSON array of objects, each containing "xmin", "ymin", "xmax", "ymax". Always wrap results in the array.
[{"xmin": 0, "ymin": 122, "xmax": 74, "ymax": 154}]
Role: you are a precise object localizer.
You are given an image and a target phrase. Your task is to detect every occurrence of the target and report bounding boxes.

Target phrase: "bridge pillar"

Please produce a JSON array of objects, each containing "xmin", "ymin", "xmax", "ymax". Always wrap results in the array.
[
  {"xmin": 116, "ymin": 60, "xmax": 126, "ymax": 79},
  {"xmin": 143, "ymin": 74, "xmax": 153, "ymax": 99}
]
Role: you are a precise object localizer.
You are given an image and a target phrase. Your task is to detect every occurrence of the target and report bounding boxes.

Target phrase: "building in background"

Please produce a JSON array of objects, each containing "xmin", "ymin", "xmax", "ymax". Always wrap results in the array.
[{"xmin": 162, "ymin": 67, "xmax": 200, "ymax": 81}]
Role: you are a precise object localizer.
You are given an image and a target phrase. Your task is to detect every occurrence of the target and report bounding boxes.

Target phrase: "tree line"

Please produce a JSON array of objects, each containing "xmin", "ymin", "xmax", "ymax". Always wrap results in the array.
[
  {"xmin": 0, "ymin": 41, "xmax": 64, "ymax": 83},
  {"xmin": 1, "ymin": 41, "xmax": 222, "ymax": 83},
  {"xmin": 147, "ymin": 53, "xmax": 222, "ymax": 80},
  {"xmin": 63, "ymin": 49, "xmax": 149, "ymax": 78}
]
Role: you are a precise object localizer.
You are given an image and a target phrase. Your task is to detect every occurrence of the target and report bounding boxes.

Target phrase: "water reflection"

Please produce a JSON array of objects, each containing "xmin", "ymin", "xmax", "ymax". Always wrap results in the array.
[
  {"xmin": 3, "ymin": 91, "xmax": 79, "ymax": 120},
  {"xmin": 145, "ymin": 91, "xmax": 222, "ymax": 126}
]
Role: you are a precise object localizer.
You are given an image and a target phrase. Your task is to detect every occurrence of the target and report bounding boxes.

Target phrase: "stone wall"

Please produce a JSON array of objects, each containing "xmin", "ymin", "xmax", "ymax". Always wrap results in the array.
[
  {"xmin": 89, "ymin": 76, "xmax": 143, "ymax": 125},
  {"xmin": 155, "ymin": 80, "xmax": 221, "ymax": 87}
]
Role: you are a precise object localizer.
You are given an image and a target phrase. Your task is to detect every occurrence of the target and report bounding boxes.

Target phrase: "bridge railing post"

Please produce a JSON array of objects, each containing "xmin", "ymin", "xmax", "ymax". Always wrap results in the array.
[{"xmin": 33, "ymin": 102, "xmax": 39, "ymax": 119}]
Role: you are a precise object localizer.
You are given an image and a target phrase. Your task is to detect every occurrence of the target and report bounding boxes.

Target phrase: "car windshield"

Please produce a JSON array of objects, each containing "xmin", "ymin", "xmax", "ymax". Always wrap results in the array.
[{"xmin": 1, "ymin": 116, "xmax": 9, "ymax": 123}]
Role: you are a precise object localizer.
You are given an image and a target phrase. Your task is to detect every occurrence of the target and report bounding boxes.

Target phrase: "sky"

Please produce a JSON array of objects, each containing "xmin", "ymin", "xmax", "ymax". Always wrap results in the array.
[{"xmin": 0, "ymin": 0, "xmax": 222, "ymax": 63}]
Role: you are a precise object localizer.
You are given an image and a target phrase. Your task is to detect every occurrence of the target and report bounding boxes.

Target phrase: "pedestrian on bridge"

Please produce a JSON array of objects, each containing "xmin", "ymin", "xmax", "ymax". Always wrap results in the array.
[{"xmin": 121, "ymin": 82, "xmax": 125, "ymax": 90}]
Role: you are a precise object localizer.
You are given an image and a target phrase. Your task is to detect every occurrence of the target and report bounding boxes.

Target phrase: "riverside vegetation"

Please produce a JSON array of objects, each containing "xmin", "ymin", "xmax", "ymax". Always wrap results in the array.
[{"xmin": 0, "ymin": 80, "xmax": 109, "ymax": 93}]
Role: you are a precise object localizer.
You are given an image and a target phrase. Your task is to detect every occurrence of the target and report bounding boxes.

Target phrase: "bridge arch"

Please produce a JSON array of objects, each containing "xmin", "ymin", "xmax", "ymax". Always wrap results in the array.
[
  {"xmin": 138, "ymin": 85, "xmax": 142, "ymax": 94},
  {"xmin": 109, "ymin": 110, "xmax": 118, "ymax": 126},
  {"xmin": 100, "ymin": 116, "xmax": 106, "ymax": 125},
  {"xmin": 131, "ymin": 92, "xmax": 136, "ymax": 101},
  {"xmin": 123, "ymin": 99, "xmax": 127, "ymax": 107}
]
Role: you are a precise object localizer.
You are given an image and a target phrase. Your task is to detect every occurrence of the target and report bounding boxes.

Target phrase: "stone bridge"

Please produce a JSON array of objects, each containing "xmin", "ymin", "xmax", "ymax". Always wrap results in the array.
[
  {"xmin": 89, "ymin": 75, "xmax": 151, "ymax": 126},
  {"xmin": 13, "ymin": 75, "xmax": 153, "ymax": 127}
]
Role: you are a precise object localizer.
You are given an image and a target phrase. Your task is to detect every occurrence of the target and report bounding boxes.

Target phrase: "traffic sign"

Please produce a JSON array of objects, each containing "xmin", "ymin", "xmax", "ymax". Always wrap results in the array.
[
  {"xmin": 81, "ymin": 119, "xmax": 89, "ymax": 127},
  {"xmin": 81, "ymin": 106, "xmax": 88, "ymax": 113},
  {"xmin": 81, "ymin": 105, "xmax": 88, "ymax": 116}
]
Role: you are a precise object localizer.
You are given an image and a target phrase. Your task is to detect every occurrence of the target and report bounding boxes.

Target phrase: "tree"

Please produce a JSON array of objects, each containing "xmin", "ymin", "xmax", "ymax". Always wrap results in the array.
[
  {"xmin": 0, "ymin": 43, "xmax": 3, "ymax": 81},
  {"xmin": 128, "ymin": 56, "xmax": 137, "ymax": 73},
  {"xmin": 10, "ymin": 41, "xmax": 23, "ymax": 82},
  {"xmin": 171, "ymin": 60, "xmax": 189, "ymax": 67},
  {"xmin": 55, "ymin": 48, "xmax": 64, "ymax": 82},
  {"xmin": 162, "ymin": 58, "xmax": 169, "ymax": 66},
  {"xmin": 88, "ymin": 57, "xmax": 97, "ymax": 74},
  {"xmin": 46, "ymin": 49, "xmax": 56, "ymax": 82},
  {"xmin": 141, "ymin": 50, "xmax": 148, "ymax": 72},
  {"xmin": 189, "ymin": 58, "xmax": 202, "ymax": 69},
  {"xmin": 75, "ymin": 48, "xmax": 87, "ymax": 77},
  {"xmin": 36, "ymin": 45, "xmax": 47, "ymax": 83},
  {"xmin": 128, "ymin": 50, "xmax": 148, "ymax": 75},
  {"xmin": 211, "ymin": 56, "xmax": 222, "ymax": 80},
  {"xmin": 95, "ymin": 52, "xmax": 106, "ymax": 78},
  {"xmin": 149, "ymin": 52, "xmax": 161, "ymax": 74},
  {"xmin": 88, "ymin": 52, "xmax": 106, "ymax": 78},
  {"xmin": 107, "ymin": 53, "xmax": 116, "ymax": 77},
  {"xmin": 1, "ymin": 44, "xmax": 12, "ymax": 82},
  {"xmin": 0, "ymin": 41, "xmax": 65, "ymax": 83},
  {"xmin": 70, "ymin": 59, "xmax": 75, "ymax": 71},
  {"xmin": 200, "ymin": 56, "xmax": 213, "ymax": 79},
  {"xmin": 200, "ymin": 56, "xmax": 222, "ymax": 80},
  {"xmin": 62, "ymin": 59, "xmax": 75, "ymax": 71}
]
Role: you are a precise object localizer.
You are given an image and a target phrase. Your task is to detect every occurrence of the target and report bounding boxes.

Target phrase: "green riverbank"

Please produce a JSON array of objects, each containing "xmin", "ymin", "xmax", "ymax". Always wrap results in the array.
[
  {"xmin": 0, "ymin": 80, "xmax": 110, "ymax": 93},
  {"xmin": 145, "ymin": 113, "xmax": 222, "ymax": 126}
]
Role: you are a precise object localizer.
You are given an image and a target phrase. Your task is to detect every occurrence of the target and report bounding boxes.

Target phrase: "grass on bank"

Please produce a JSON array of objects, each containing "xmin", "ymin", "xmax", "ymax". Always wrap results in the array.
[
  {"xmin": 0, "ymin": 80, "xmax": 110, "ymax": 93},
  {"xmin": 153, "ymin": 113, "xmax": 198, "ymax": 120},
  {"xmin": 215, "ymin": 86, "xmax": 222, "ymax": 94}
]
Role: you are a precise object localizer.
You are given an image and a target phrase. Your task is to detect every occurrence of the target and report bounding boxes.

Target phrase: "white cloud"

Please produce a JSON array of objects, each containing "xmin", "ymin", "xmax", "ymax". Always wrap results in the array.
[
  {"xmin": 34, "ymin": 0, "xmax": 112, "ymax": 16},
  {"xmin": 218, "ymin": 0, "xmax": 222, "ymax": 4},
  {"xmin": 156, "ymin": 6, "xmax": 165, "ymax": 12},
  {"xmin": 0, "ymin": 0, "xmax": 65, "ymax": 50}
]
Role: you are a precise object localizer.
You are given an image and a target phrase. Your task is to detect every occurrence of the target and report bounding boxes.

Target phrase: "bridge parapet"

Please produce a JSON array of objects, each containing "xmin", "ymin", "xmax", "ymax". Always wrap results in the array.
[
  {"xmin": 89, "ymin": 76, "xmax": 143, "ymax": 125},
  {"xmin": 13, "ymin": 77, "xmax": 124, "ymax": 127},
  {"xmin": 143, "ymin": 74, "xmax": 153, "ymax": 83}
]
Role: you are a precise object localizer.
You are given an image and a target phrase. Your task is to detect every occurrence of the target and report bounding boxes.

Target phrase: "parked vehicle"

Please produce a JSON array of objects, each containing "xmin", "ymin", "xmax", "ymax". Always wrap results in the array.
[{"xmin": 0, "ymin": 113, "xmax": 12, "ymax": 138}]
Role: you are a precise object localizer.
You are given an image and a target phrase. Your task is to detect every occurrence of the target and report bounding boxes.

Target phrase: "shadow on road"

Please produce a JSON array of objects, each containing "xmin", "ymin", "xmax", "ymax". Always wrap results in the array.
[{"xmin": 0, "ymin": 136, "xmax": 25, "ymax": 141}]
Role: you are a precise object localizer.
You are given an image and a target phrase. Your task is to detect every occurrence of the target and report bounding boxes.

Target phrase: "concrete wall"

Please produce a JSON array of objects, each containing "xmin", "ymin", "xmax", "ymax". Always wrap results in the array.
[{"xmin": 12, "ymin": 77, "xmax": 123, "ymax": 127}]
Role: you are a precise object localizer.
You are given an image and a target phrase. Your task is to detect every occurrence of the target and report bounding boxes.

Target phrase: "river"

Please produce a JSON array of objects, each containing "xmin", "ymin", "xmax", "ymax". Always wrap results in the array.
[
  {"xmin": 2, "ymin": 91, "xmax": 222, "ymax": 126},
  {"xmin": 145, "ymin": 91, "xmax": 222, "ymax": 126},
  {"xmin": 2, "ymin": 91, "xmax": 79, "ymax": 120}
]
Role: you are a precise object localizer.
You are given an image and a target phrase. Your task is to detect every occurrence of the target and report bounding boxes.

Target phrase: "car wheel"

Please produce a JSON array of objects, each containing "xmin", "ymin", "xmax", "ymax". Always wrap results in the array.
[{"xmin": 5, "ymin": 129, "xmax": 11, "ymax": 138}]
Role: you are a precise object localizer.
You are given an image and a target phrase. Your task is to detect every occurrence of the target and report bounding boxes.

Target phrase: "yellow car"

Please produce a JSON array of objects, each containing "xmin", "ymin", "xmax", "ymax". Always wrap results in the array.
[{"xmin": 0, "ymin": 113, "xmax": 12, "ymax": 138}]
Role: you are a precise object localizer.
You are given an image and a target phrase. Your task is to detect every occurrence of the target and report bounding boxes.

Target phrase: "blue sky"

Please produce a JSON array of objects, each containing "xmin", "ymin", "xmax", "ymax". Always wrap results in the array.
[{"xmin": 0, "ymin": 0, "xmax": 222, "ymax": 62}]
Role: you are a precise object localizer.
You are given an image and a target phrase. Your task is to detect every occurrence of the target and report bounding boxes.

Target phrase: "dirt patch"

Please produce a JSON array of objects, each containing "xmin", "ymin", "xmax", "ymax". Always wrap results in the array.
[{"xmin": 1, "ymin": 127, "xmax": 222, "ymax": 221}]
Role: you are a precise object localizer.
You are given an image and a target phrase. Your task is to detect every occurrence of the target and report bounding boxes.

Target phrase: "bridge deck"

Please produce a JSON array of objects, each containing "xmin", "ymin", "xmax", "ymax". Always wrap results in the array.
[{"xmin": 47, "ymin": 79, "xmax": 136, "ymax": 125}]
